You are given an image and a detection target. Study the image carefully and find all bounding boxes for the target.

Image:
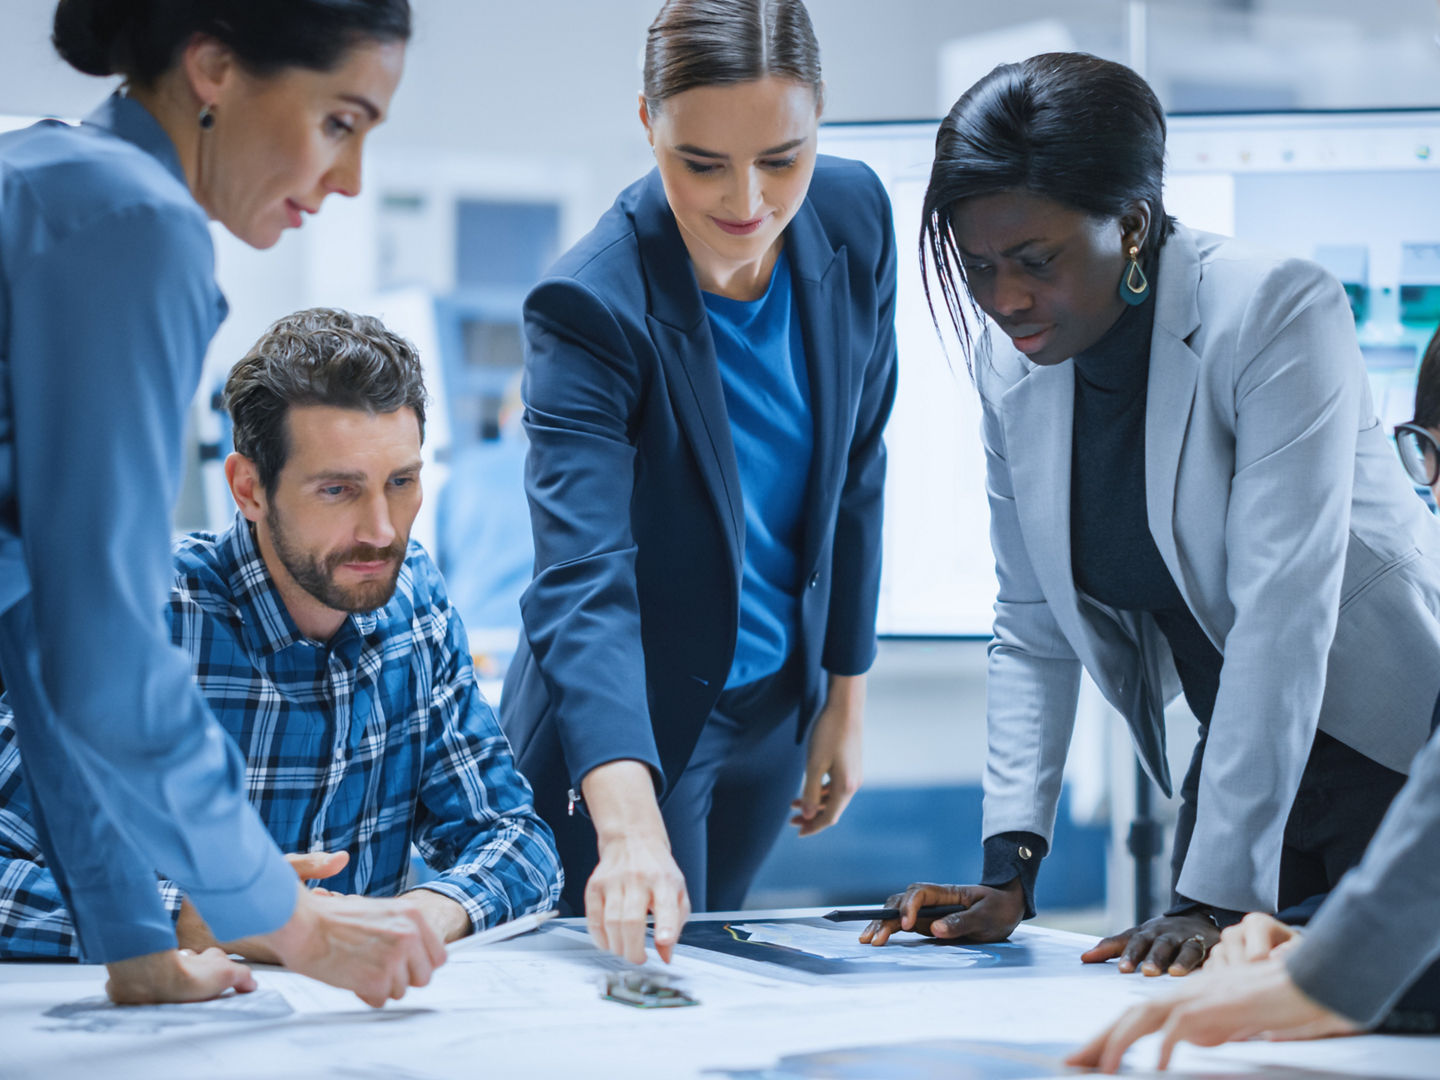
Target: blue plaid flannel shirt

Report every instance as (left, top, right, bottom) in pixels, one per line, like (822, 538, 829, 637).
(0, 515, 561, 958)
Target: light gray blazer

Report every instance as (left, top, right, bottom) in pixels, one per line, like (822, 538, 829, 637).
(976, 223, 1440, 913)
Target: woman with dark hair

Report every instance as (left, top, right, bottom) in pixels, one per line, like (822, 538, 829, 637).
(0, 0, 445, 1006)
(863, 52, 1440, 981)
(500, 0, 897, 964)
(1072, 331, 1440, 1072)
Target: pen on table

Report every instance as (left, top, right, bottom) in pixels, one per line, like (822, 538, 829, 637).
(822, 905, 968, 923)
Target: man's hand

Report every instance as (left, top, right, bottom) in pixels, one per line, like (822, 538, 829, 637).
(1066, 957, 1362, 1073)
(284, 849, 350, 884)
(253, 884, 446, 1008)
(1081, 913, 1220, 976)
(581, 759, 691, 965)
(791, 673, 865, 837)
(105, 947, 256, 1005)
(1207, 912, 1302, 970)
(400, 889, 472, 945)
(858, 880, 1025, 946)
(177, 850, 353, 965)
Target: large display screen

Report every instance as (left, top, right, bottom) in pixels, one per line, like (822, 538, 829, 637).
(821, 110, 1440, 636)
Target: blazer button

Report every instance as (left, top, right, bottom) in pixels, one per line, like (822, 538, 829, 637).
(808, 572, 820, 589)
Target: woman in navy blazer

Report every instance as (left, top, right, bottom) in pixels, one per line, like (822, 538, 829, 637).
(500, 0, 897, 965)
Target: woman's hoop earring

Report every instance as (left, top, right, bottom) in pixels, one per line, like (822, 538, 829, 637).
(198, 105, 216, 131)
(1119, 244, 1150, 306)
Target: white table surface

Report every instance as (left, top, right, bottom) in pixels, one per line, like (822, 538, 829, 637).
(0, 910, 1434, 1079)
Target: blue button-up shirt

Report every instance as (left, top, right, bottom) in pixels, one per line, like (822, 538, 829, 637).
(0, 516, 562, 958)
(0, 94, 299, 960)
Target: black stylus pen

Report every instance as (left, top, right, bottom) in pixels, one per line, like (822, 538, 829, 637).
(821, 904, 967, 922)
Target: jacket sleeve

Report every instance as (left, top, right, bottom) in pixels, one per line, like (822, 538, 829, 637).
(1286, 728, 1440, 1026)
(976, 355, 1083, 893)
(1176, 262, 1363, 913)
(5, 203, 296, 960)
(410, 560, 563, 929)
(517, 276, 661, 792)
(822, 175, 899, 675)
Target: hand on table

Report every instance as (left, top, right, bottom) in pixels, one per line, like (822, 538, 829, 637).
(791, 674, 865, 837)
(581, 759, 691, 965)
(252, 885, 445, 1008)
(1081, 913, 1220, 976)
(858, 879, 1024, 946)
(1066, 956, 1361, 1073)
(176, 850, 352, 964)
(105, 947, 257, 1004)
(1207, 911, 1302, 970)
(586, 829, 690, 966)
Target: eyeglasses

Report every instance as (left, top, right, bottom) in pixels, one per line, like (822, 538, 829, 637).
(1394, 422, 1440, 486)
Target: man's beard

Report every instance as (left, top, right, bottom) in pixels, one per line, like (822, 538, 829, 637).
(266, 505, 407, 615)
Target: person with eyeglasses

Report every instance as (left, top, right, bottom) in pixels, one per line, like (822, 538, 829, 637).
(1394, 328, 1440, 503)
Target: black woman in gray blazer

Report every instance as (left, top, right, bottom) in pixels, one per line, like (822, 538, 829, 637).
(864, 53, 1440, 981)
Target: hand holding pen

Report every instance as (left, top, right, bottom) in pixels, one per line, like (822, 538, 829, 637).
(853, 881, 1026, 946)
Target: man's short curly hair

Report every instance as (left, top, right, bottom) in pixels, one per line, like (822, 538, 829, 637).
(224, 307, 428, 493)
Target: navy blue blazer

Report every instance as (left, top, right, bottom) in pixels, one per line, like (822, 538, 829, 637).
(500, 154, 898, 807)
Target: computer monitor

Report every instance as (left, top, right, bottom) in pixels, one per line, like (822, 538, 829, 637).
(820, 110, 1440, 637)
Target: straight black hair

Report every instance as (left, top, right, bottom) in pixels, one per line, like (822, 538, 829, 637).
(922, 52, 1175, 370)
(53, 0, 411, 86)
(643, 0, 822, 108)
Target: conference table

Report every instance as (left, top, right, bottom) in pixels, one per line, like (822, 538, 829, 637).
(0, 910, 1434, 1079)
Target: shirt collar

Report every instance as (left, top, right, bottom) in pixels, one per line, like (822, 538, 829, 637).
(219, 513, 381, 657)
(82, 91, 189, 192)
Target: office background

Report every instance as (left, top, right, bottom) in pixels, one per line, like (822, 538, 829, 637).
(3, 0, 1439, 930)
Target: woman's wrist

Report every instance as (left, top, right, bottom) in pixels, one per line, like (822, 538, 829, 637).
(581, 759, 668, 848)
(824, 671, 867, 715)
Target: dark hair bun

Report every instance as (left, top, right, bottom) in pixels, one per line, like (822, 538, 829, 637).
(51, 0, 146, 77)
(51, 0, 410, 85)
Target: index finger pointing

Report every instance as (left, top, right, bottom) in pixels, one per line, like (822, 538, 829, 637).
(652, 888, 683, 964)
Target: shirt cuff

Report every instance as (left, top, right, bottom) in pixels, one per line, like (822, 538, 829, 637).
(156, 878, 185, 922)
(412, 866, 554, 935)
(182, 845, 298, 945)
(1164, 896, 1244, 929)
(981, 832, 1046, 920)
(66, 876, 177, 964)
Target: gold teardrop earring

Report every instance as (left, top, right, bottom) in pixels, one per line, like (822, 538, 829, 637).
(1119, 243, 1150, 306)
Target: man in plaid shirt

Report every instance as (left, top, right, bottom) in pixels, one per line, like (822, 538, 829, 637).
(0, 308, 560, 959)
